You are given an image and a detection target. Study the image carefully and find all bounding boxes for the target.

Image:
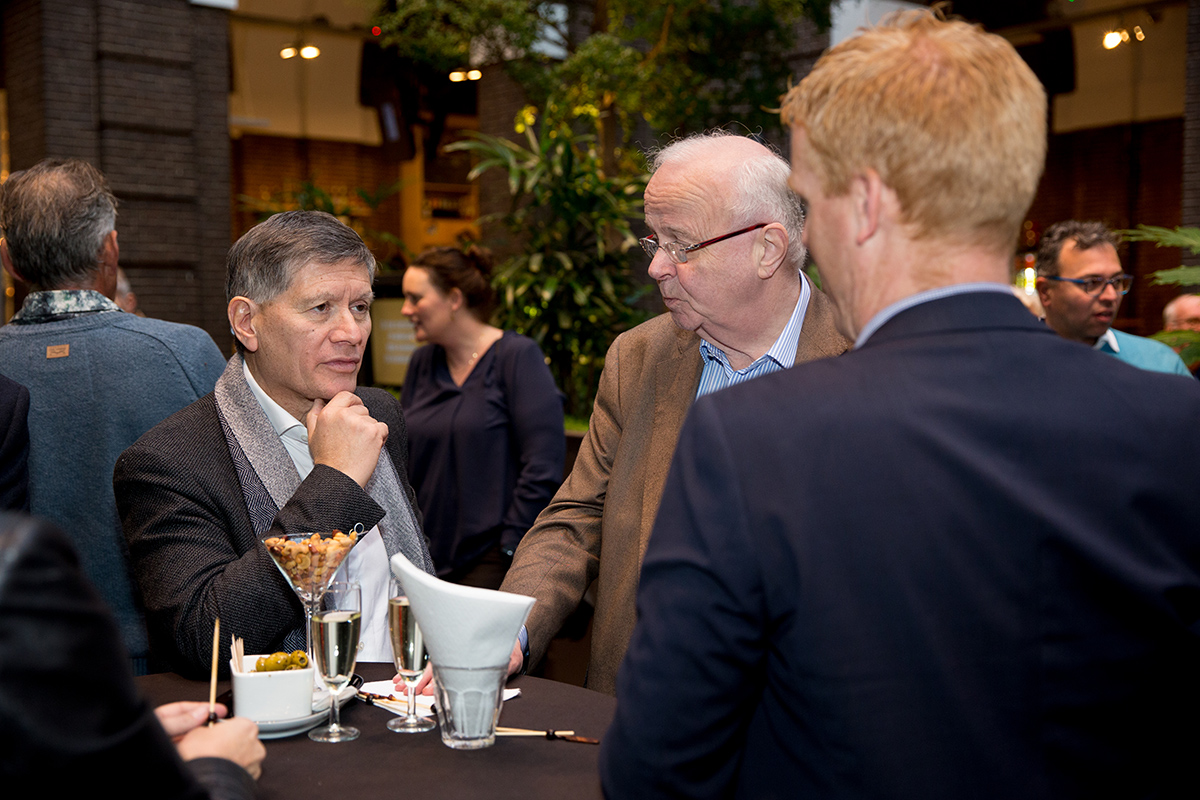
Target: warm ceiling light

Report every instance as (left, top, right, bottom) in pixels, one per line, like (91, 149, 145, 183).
(1102, 30, 1123, 49)
(1133, 26, 1145, 41)
(280, 45, 298, 59)
(449, 71, 466, 82)
(466, 69, 482, 81)
(300, 45, 320, 59)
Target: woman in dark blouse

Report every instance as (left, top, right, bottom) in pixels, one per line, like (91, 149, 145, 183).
(400, 247, 565, 588)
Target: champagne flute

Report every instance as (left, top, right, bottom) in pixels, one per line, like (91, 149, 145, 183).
(309, 581, 361, 743)
(388, 578, 435, 733)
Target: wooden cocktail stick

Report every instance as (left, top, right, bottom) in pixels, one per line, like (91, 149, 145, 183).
(206, 617, 220, 726)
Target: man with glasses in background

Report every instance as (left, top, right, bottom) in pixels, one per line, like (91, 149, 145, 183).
(1036, 220, 1191, 375)
(499, 131, 850, 695)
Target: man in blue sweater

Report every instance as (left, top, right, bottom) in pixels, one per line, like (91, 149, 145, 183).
(0, 159, 225, 673)
(1036, 220, 1192, 376)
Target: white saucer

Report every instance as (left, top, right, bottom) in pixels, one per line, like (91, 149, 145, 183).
(254, 685, 356, 740)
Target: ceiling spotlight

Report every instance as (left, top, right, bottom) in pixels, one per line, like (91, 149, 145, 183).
(449, 71, 466, 82)
(280, 45, 298, 59)
(1134, 25, 1145, 41)
(466, 69, 482, 81)
(300, 45, 320, 59)
(1102, 30, 1123, 49)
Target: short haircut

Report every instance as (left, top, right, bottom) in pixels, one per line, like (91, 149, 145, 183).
(0, 159, 117, 290)
(648, 131, 807, 270)
(1164, 293, 1200, 326)
(225, 210, 376, 304)
(1035, 221, 1118, 278)
(409, 245, 496, 321)
(781, 9, 1047, 253)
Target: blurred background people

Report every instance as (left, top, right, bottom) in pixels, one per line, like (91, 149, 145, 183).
(1163, 293, 1200, 376)
(1036, 220, 1191, 376)
(0, 373, 30, 512)
(114, 266, 144, 316)
(401, 246, 564, 588)
(0, 513, 264, 797)
(0, 159, 225, 674)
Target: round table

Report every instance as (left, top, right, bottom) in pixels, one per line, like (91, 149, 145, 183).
(138, 663, 614, 800)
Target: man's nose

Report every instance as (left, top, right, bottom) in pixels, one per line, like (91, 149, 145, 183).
(331, 308, 366, 343)
(647, 250, 675, 281)
(1097, 281, 1120, 302)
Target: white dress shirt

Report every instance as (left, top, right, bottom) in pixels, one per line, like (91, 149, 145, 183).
(243, 361, 393, 663)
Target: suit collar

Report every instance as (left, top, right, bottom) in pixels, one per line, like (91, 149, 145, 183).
(861, 291, 1050, 348)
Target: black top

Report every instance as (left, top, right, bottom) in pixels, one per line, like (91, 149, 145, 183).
(402, 332, 564, 575)
(0, 513, 255, 799)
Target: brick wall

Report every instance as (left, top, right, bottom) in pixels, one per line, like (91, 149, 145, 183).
(2, 0, 232, 347)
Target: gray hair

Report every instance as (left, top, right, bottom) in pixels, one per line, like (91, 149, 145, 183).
(648, 131, 807, 269)
(1164, 293, 1200, 326)
(225, 210, 376, 304)
(0, 159, 117, 290)
(1035, 220, 1119, 278)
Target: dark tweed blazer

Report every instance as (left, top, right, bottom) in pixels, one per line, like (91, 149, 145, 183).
(114, 387, 420, 678)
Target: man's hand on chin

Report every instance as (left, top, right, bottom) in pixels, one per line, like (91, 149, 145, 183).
(307, 391, 388, 487)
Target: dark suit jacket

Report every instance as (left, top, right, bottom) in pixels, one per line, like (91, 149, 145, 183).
(114, 387, 419, 678)
(602, 292, 1200, 798)
(0, 513, 254, 799)
(0, 373, 30, 511)
(502, 280, 850, 694)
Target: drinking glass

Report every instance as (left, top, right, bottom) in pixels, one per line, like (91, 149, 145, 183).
(387, 578, 435, 733)
(309, 581, 361, 743)
(262, 529, 359, 662)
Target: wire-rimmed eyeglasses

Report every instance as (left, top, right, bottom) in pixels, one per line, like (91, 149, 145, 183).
(638, 223, 769, 264)
(1046, 274, 1133, 296)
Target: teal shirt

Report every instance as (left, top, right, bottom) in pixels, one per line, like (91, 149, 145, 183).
(1096, 328, 1193, 377)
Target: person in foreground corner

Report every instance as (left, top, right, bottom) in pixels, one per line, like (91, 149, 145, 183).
(115, 211, 434, 678)
(601, 10, 1200, 799)
(499, 131, 851, 694)
(0, 513, 264, 798)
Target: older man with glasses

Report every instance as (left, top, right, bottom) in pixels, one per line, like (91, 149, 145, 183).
(498, 131, 850, 695)
(1036, 220, 1191, 376)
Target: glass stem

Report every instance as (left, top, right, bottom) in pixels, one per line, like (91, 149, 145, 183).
(304, 603, 315, 664)
(329, 683, 342, 730)
(406, 681, 417, 720)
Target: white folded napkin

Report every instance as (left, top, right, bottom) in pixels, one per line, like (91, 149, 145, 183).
(390, 552, 535, 669)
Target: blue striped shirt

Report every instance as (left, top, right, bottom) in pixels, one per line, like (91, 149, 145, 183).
(696, 277, 811, 399)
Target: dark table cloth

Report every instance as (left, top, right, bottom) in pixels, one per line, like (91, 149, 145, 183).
(137, 663, 612, 800)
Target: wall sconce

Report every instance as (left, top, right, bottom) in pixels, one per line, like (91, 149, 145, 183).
(281, 43, 320, 59)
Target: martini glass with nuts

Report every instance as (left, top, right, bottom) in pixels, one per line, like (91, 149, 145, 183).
(262, 528, 359, 661)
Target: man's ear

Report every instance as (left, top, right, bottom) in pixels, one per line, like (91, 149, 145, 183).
(1035, 276, 1053, 308)
(1, 239, 25, 282)
(851, 170, 885, 246)
(228, 296, 261, 352)
(96, 230, 120, 298)
(756, 224, 790, 280)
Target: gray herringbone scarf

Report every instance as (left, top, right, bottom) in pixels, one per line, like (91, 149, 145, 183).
(213, 354, 434, 573)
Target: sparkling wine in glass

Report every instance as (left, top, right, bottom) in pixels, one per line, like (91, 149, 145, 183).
(387, 579, 435, 733)
(309, 581, 361, 743)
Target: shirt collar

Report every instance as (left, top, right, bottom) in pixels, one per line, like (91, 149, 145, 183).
(1093, 327, 1119, 353)
(699, 274, 810, 370)
(242, 359, 307, 441)
(10, 289, 122, 324)
(855, 283, 1015, 348)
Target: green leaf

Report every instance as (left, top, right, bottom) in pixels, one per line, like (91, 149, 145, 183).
(1150, 266, 1200, 287)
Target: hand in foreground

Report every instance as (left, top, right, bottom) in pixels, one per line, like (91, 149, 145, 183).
(174, 716, 266, 780)
(155, 701, 227, 738)
(307, 392, 388, 487)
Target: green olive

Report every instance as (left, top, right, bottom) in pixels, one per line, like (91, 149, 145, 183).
(266, 652, 291, 671)
(290, 650, 309, 668)
(255, 656, 269, 672)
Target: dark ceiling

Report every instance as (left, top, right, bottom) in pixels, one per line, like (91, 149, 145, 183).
(940, 0, 1052, 30)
